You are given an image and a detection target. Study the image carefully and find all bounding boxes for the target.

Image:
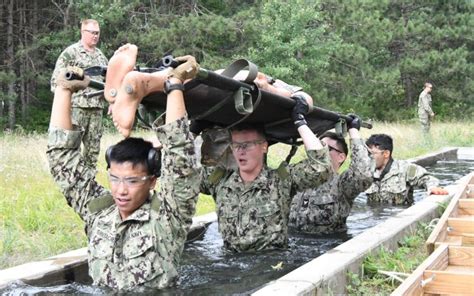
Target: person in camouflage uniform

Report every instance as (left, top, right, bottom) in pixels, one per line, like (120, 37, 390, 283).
(289, 115, 373, 234)
(199, 94, 331, 252)
(50, 19, 108, 170)
(418, 82, 435, 133)
(47, 48, 201, 290)
(364, 134, 448, 204)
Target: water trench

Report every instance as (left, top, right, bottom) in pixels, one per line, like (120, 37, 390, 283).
(2, 159, 473, 295)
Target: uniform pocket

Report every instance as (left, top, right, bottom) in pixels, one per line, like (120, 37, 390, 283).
(123, 235, 154, 259)
(256, 202, 279, 217)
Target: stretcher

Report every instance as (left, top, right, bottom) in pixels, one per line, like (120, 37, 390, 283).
(78, 57, 372, 144)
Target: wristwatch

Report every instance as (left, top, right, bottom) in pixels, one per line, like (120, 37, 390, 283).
(164, 80, 184, 94)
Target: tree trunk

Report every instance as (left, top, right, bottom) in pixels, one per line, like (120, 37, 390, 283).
(399, 1, 413, 108)
(0, 0, 4, 121)
(19, 0, 27, 122)
(401, 71, 414, 107)
(7, 0, 16, 130)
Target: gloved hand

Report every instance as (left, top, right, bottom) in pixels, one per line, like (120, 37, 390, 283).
(56, 66, 90, 92)
(430, 187, 449, 195)
(169, 55, 200, 82)
(291, 94, 309, 128)
(347, 113, 361, 130)
(190, 120, 214, 135)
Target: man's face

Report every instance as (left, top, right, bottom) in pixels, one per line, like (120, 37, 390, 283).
(322, 137, 346, 172)
(108, 161, 156, 220)
(425, 83, 433, 93)
(231, 130, 267, 176)
(81, 22, 100, 49)
(368, 145, 390, 170)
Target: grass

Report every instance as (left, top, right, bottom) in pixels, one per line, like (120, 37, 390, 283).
(346, 222, 433, 295)
(1, 121, 473, 269)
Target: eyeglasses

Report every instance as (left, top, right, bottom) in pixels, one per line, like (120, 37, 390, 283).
(369, 149, 385, 155)
(83, 29, 100, 36)
(108, 172, 152, 187)
(328, 145, 343, 154)
(230, 140, 265, 151)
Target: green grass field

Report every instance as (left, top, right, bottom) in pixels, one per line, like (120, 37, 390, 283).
(1, 121, 473, 269)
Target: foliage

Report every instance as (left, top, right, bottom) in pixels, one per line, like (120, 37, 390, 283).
(347, 222, 432, 295)
(0, 1, 472, 131)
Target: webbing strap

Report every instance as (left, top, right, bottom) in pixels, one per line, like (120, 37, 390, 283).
(226, 88, 262, 129)
(195, 58, 261, 128)
(195, 93, 234, 120)
(285, 144, 299, 163)
(220, 59, 259, 83)
(276, 162, 290, 180)
(233, 87, 253, 115)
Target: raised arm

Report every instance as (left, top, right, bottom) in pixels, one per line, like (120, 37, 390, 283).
(49, 67, 90, 129)
(339, 115, 374, 199)
(47, 68, 106, 220)
(291, 94, 324, 150)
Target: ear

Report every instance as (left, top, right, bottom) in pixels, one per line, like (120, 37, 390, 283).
(262, 141, 268, 153)
(337, 152, 347, 166)
(149, 176, 158, 189)
(383, 150, 390, 159)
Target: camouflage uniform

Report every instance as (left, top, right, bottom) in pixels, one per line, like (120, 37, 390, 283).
(289, 138, 373, 234)
(418, 90, 434, 133)
(47, 117, 200, 290)
(365, 159, 439, 205)
(200, 148, 330, 252)
(51, 41, 108, 170)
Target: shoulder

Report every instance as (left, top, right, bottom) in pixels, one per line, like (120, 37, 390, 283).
(59, 42, 82, 57)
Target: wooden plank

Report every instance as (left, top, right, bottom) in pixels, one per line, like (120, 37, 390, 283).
(459, 199, 474, 216)
(423, 269, 474, 294)
(426, 174, 473, 254)
(467, 184, 474, 198)
(447, 217, 474, 236)
(448, 245, 474, 267)
(391, 244, 448, 296)
(459, 199, 474, 209)
(461, 233, 474, 246)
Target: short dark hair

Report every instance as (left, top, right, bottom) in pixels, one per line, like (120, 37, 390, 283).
(230, 123, 266, 140)
(106, 137, 156, 174)
(366, 134, 393, 154)
(320, 131, 348, 155)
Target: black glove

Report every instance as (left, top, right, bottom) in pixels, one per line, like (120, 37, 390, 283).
(291, 94, 309, 128)
(347, 113, 361, 130)
(190, 120, 214, 135)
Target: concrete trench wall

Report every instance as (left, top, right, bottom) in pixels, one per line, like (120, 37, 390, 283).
(0, 213, 217, 289)
(1, 147, 472, 293)
(254, 147, 473, 295)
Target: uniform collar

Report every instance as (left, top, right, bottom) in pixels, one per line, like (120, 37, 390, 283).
(115, 194, 153, 223)
(232, 165, 272, 189)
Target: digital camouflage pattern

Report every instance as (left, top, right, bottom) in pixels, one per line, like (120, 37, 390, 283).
(47, 117, 200, 290)
(70, 108, 103, 169)
(201, 148, 330, 252)
(289, 138, 373, 234)
(51, 41, 108, 169)
(365, 159, 439, 205)
(418, 90, 434, 133)
(51, 41, 108, 108)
